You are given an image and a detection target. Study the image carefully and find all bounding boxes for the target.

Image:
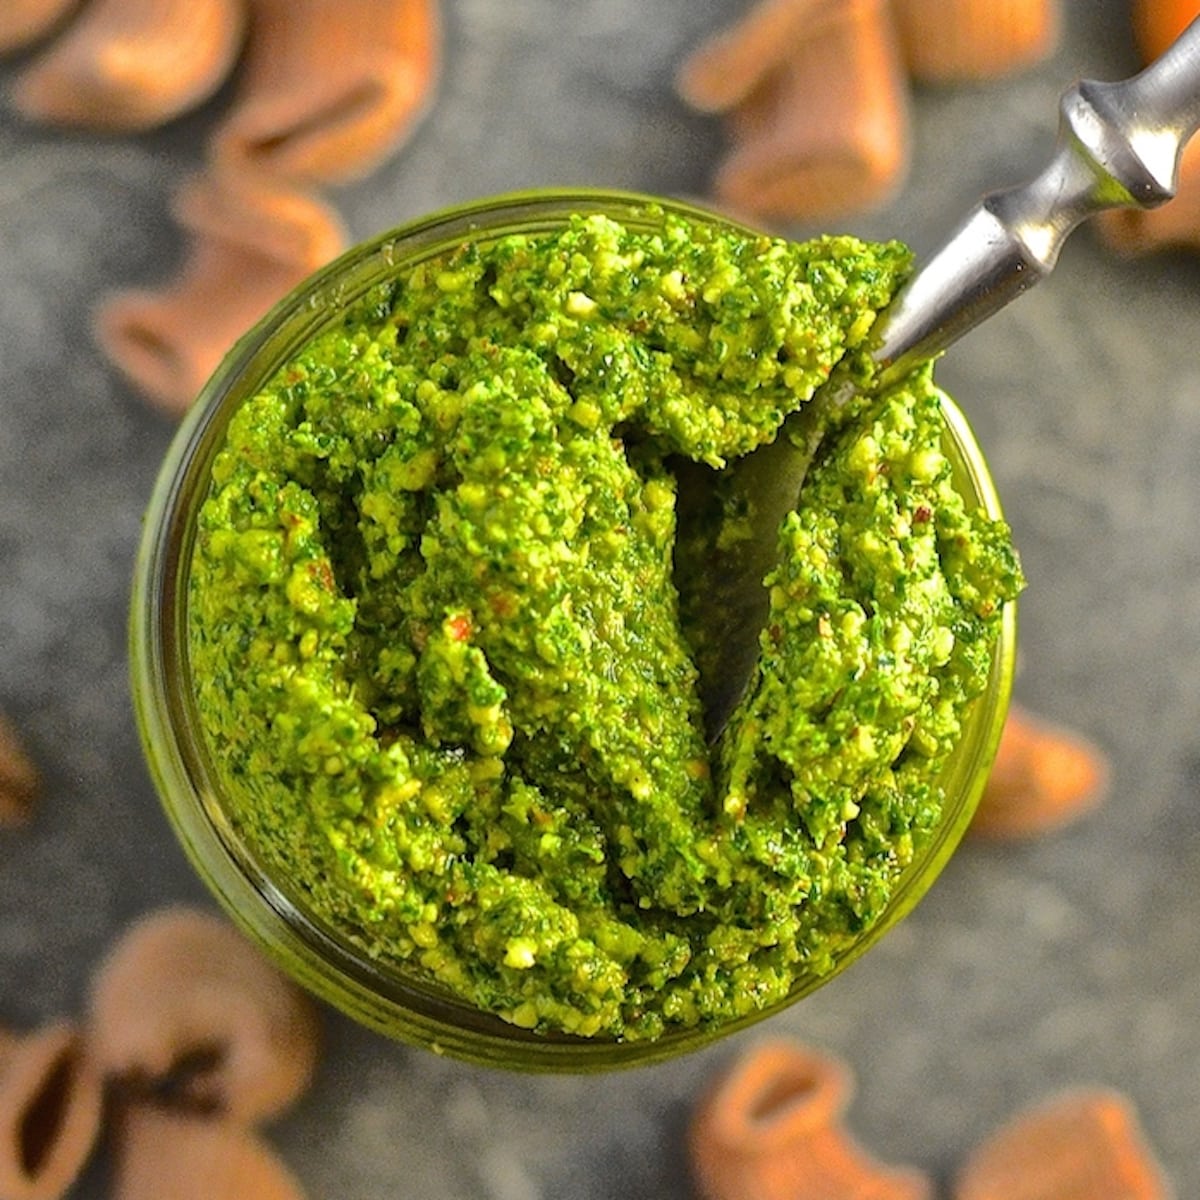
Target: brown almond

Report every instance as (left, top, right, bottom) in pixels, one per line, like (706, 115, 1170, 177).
(1132, 0, 1200, 65)
(93, 167, 346, 417)
(955, 1088, 1171, 1200)
(675, 0, 838, 114)
(0, 0, 79, 56)
(87, 906, 320, 1124)
(709, 0, 909, 222)
(892, 0, 1061, 84)
(0, 1022, 103, 1200)
(689, 1039, 932, 1200)
(112, 1105, 306, 1200)
(0, 715, 40, 829)
(12, 0, 247, 132)
(970, 705, 1109, 839)
(210, 0, 441, 185)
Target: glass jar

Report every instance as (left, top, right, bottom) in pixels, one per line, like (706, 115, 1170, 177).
(129, 189, 1017, 1071)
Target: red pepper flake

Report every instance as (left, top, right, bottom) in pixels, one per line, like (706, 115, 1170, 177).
(912, 504, 932, 523)
(312, 560, 334, 591)
(447, 613, 472, 642)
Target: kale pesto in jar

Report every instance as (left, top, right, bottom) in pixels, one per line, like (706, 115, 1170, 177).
(187, 209, 1023, 1041)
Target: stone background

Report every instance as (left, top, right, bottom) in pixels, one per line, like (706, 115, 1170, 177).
(2, 1, 1198, 1195)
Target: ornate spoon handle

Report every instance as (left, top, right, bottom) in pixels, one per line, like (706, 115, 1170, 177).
(873, 16, 1200, 382)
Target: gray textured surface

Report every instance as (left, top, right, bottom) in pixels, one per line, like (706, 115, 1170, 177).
(2, 2, 1198, 1196)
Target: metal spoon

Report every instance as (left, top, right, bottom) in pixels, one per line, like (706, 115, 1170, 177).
(696, 16, 1200, 742)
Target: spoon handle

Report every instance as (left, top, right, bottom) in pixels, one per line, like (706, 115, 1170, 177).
(873, 15, 1200, 382)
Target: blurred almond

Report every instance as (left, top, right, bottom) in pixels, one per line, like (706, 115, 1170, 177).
(87, 906, 320, 1125)
(955, 1088, 1170, 1200)
(1132, 0, 1200, 64)
(689, 1039, 932, 1200)
(971, 705, 1109, 839)
(699, 0, 909, 222)
(112, 1105, 306, 1200)
(0, 0, 79, 55)
(0, 715, 40, 829)
(94, 167, 345, 417)
(13, 0, 246, 132)
(211, 0, 441, 185)
(892, 0, 1060, 84)
(675, 0, 836, 114)
(0, 1022, 103, 1200)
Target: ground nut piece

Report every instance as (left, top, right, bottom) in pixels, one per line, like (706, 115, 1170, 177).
(11, 0, 246, 132)
(969, 704, 1109, 839)
(677, 0, 909, 223)
(892, 0, 1060, 84)
(955, 1088, 1171, 1200)
(211, 0, 440, 185)
(0, 0, 79, 55)
(112, 1105, 306, 1200)
(0, 1022, 103, 1200)
(689, 1040, 932, 1200)
(0, 715, 40, 829)
(93, 168, 346, 417)
(87, 907, 321, 1124)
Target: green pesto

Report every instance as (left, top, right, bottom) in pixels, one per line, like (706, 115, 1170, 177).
(187, 210, 1023, 1041)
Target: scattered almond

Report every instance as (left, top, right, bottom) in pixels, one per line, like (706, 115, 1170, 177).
(1132, 0, 1200, 64)
(111, 1104, 306, 1200)
(210, 0, 441, 185)
(0, 0, 79, 55)
(675, 0, 828, 115)
(677, 0, 909, 223)
(93, 167, 346, 417)
(0, 1022, 103, 1200)
(970, 704, 1109, 839)
(87, 906, 320, 1125)
(955, 1088, 1171, 1200)
(0, 715, 40, 829)
(892, 0, 1061, 84)
(12, 0, 247, 133)
(689, 1039, 932, 1200)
